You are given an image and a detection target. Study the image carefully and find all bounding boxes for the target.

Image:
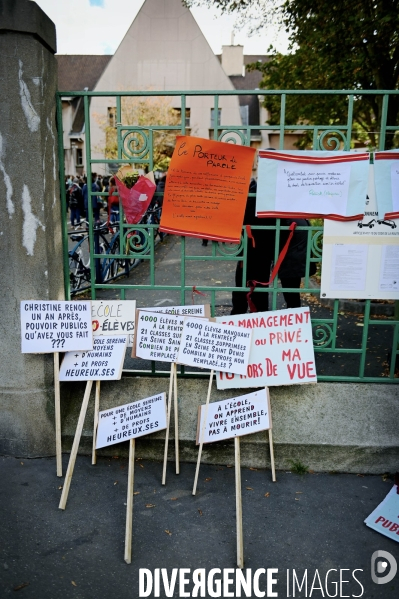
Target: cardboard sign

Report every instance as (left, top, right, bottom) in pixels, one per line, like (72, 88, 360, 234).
(135, 310, 185, 363)
(364, 486, 399, 543)
(216, 308, 316, 388)
(59, 336, 127, 381)
(96, 393, 167, 449)
(374, 151, 399, 219)
(21, 300, 93, 353)
(256, 150, 369, 220)
(159, 136, 255, 243)
(197, 388, 271, 443)
(177, 317, 252, 375)
(91, 300, 136, 346)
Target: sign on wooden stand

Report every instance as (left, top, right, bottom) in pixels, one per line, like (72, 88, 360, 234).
(195, 388, 272, 568)
(95, 393, 167, 563)
(20, 300, 93, 477)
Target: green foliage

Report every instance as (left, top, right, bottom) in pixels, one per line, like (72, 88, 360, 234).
(289, 459, 309, 475)
(121, 170, 140, 189)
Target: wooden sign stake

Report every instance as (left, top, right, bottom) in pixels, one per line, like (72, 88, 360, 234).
(124, 438, 135, 564)
(92, 380, 101, 465)
(162, 363, 175, 485)
(173, 365, 179, 474)
(268, 428, 276, 482)
(59, 380, 93, 510)
(235, 436, 244, 568)
(54, 352, 62, 477)
(192, 370, 214, 496)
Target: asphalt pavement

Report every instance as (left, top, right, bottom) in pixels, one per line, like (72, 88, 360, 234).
(1, 455, 398, 599)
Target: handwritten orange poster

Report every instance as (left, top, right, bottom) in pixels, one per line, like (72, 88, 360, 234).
(160, 136, 256, 244)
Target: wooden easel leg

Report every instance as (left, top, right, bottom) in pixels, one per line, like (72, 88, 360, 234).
(235, 436, 244, 568)
(124, 438, 135, 564)
(192, 370, 214, 496)
(92, 380, 101, 465)
(59, 380, 93, 510)
(162, 364, 175, 485)
(173, 364, 179, 474)
(54, 352, 62, 477)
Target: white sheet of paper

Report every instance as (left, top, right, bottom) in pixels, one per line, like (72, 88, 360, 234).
(96, 392, 167, 449)
(197, 388, 271, 444)
(177, 318, 252, 375)
(59, 336, 127, 381)
(391, 162, 399, 214)
(135, 310, 185, 363)
(21, 300, 93, 353)
(379, 245, 399, 291)
(330, 245, 368, 291)
(91, 300, 136, 346)
(275, 161, 350, 215)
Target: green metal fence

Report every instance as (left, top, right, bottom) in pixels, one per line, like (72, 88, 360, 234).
(56, 89, 399, 383)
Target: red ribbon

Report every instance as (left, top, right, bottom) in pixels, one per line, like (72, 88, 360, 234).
(192, 285, 206, 304)
(246, 224, 255, 248)
(246, 222, 297, 313)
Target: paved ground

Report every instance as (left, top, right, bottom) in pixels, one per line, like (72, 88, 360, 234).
(1, 455, 398, 599)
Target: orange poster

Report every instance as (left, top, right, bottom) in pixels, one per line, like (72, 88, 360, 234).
(159, 136, 256, 244)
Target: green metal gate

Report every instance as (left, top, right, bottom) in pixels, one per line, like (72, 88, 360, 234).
(56, 89, 399, 383)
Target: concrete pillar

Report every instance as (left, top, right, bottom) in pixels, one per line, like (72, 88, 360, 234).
(0, 0, 63, 455)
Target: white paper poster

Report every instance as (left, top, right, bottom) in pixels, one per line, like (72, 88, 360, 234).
(21, 300, 93, 353)
(321, 165, 399, 300)
(364, 486, 399, 543)
(96, 393, 167, 449)
(135, 310, 185, 363)
(177, 318, 252, 375)
(330, 245, 368, 291)
(197, 388, 271, 444)
(59, 336, 127, 381)
(91, 300, 136, 346)
(256, 150, 369, 220)
(374, 151, 399, 218)
(216, 308, 316, 389)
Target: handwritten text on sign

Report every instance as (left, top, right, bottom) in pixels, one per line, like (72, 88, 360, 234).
(197, 389, 271, 444)
(59, 336, 127, 381)
(96, 393, 167, 449)
(91, 300, 136, 346)
(177, 318, 252, 375)
(216, 308, 316, 388)
(160, 136, 255, 244)
(21, 300, 93, 353)
(135, 311, 185, 363)
(143, 304, 208, 317)
(275, 162, 350, 215)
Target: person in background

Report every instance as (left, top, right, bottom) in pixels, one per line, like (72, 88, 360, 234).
(68, 178, 83, 228)
(107, 177, 119, 226)
(83, 173, 100, 223)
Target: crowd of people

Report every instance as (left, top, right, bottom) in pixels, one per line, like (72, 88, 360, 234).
(65, 173, 107, 228)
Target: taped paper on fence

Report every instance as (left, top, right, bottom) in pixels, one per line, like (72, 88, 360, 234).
(59, 336, 127, 381)
(160, 136, 255, 243)
(364, 485, 399, 543)
(21, 300, 93, 353)
(91, 300, 136, 346)
(197, 388, 271, 444)
(177, 317, 252, 375)
(135, 310, 186, 363)
(256, 150, 369, 221)
(216, 308, 316, 389)
(96, 393, 167, 449)
(374, 151, 399, 219)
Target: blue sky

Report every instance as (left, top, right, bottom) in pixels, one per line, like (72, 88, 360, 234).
(33, 0, 289, 56)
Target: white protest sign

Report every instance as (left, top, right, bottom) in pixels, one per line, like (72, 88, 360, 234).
(177, 318, 252, 375)
(135, 310, 185, 363)
(364, 486, 399, 543)
(91, 300, 136, 346)
(144, 304, 210, 317)
(59, 336, 127, 381)
(216, 307, 316, 388)
(197, 388, 271, 444)
(96, 393, 167, 449)
(21, 300, 93, 353)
